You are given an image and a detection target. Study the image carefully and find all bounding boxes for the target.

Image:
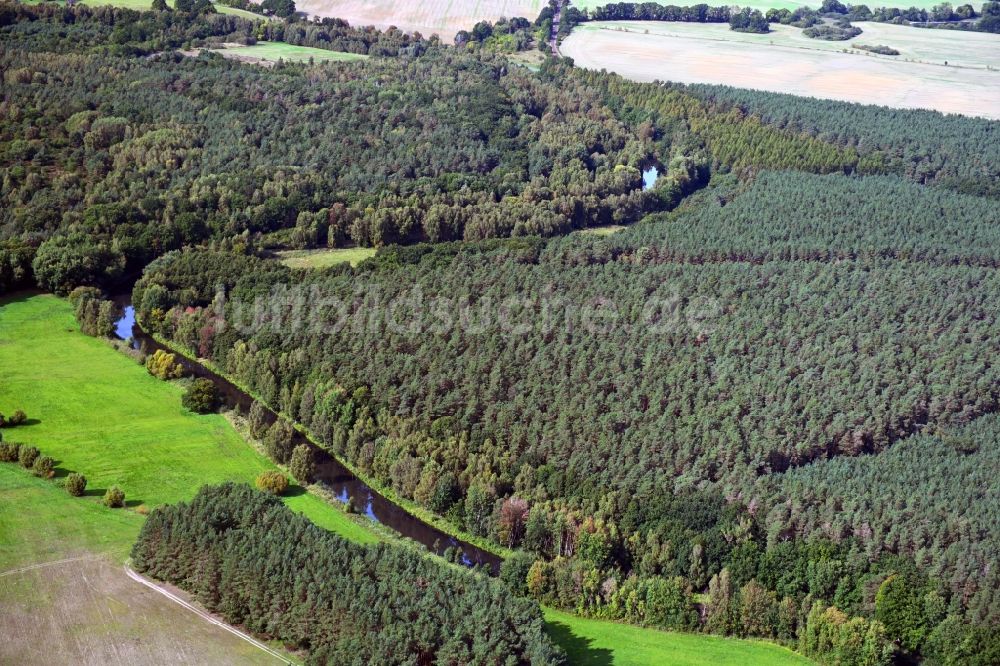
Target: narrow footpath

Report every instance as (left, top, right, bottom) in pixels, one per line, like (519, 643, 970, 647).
(550, 0, 565, 56)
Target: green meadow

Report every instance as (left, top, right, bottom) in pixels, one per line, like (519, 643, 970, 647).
(219, 42, 369, 63)
(543, 608, 813, 666)
(0, 293, 375, 557)
(276, 246, 377, 268)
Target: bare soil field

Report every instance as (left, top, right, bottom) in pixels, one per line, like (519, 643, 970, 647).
(562, 21, 1000, 119)
(0, 557, 284, 665)
(571, 0, 987, 10)
(293, 0, 545, 42)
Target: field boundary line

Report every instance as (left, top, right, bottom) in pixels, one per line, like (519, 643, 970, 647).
(0, 554, 103, 577)
(123, 563, 292, 665)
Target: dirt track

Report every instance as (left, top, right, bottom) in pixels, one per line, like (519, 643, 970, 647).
(0, 556, 285, 665)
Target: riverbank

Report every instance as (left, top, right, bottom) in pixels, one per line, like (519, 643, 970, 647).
(137, 325, 513, 567)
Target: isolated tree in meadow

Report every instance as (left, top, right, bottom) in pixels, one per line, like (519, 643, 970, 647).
(289, 444, 315, 484)
(32, 455, 54, 478)
(255, 470, 288, 495)
(182, 378, 219, 414)
(0, 440, 19, 462)
(18, 445, 39, 469)
(103, 486, 125, 508)
(4, 409, 27, 426)
(65, 472, 87, 496)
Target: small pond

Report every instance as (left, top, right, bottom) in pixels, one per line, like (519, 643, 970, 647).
(642, 165, 659, 190)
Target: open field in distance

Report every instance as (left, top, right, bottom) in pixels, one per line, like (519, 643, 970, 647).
(543, 607, 813, 666)
(571, 0, 986, 10)
(276, 246, 377, 268)
(293, 0, 545, 42)
(561, 21, 1000, 120)
(215, 41, 370, 63)
(22, 0, 269, 18)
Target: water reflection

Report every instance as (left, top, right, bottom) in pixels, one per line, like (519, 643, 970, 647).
(642, 165, 659, 190)
(112, 299, 501, 573)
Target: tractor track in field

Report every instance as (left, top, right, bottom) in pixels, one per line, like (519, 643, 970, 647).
(123, 563, 292, 665)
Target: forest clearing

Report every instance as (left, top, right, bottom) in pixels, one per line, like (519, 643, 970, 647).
(213, 41, 370, 62)
(275, 246, 377, 268)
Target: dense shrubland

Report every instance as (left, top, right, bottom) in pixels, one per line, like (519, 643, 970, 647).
(133, 483, 561, 664)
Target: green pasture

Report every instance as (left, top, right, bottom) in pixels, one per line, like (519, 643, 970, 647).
(219, 42, 369, 62)
(276, 247, 377, 268)
(543, 607, 813, 666)
(0, 293, 376, 560)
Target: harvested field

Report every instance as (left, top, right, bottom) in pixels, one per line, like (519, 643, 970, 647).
(293, 0, 546, 42)
(562, 21, 1000, 120)
(0, 556, 284, 665)
(572, 0, 987, 10)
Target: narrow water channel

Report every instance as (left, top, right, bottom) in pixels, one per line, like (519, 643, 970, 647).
(114, 303, 502, 574)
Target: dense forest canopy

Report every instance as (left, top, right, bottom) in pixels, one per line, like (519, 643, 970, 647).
(133, 483, 561, 664)
(4, 4, 1000, 664)
(134, 168, 1000, 662)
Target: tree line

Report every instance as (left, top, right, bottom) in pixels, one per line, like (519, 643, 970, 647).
(133, 483, 561, 664)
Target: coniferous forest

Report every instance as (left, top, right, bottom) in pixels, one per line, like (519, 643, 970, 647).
(132, 483, 559, 664)
(3, 2, 1000, 665)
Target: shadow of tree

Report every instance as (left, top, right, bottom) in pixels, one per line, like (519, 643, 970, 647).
(545, 620, 614, 666)
(284, 483, 308, 498)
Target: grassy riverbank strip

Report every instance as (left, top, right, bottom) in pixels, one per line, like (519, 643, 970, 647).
(146, 328, 516, 562)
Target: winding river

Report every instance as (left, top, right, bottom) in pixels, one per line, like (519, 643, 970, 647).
(114, 303, 502, 573)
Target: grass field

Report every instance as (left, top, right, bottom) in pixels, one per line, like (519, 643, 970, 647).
(576, 224, 626, 236)
(0, 293, 376, 546)
(562, 21, 1000, 120)
(543, 608, 813, 666)
(276, 246, 377, 268)
(0, 466, 287, 665)
(216, 41, 369, 63)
